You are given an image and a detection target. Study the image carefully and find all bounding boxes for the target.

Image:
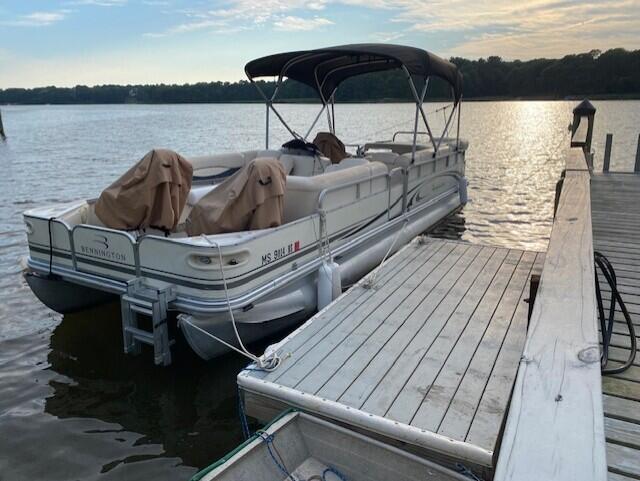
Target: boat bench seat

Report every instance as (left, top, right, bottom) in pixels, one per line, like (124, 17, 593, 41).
(185, 156, 388, 224)
(189, 150, 330, 178)
(283, 161, 387, 222)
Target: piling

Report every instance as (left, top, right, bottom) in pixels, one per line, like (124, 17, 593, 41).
(0, 109, 5, 140)
(527, 273, 540, 326)
(603, 133, 612, 172)
(570, 99, 596, 162)
(635, 133, 640, 173)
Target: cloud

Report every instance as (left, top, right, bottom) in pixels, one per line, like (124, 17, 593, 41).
(193, 0, 640, 58)
(342, 0, 640, 58)
(67, 0, 127, 6)
(144, 1, 336, 37)
(373, 31, 404, 42)
(3, 11, 68, 27)
(273, 16, 334, 31)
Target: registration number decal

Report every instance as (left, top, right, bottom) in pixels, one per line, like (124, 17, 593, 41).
(261, 241, 300, 266)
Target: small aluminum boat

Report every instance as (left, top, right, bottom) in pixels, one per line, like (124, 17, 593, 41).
(23, 44, 468, 364)
(191, 410, 469, 481)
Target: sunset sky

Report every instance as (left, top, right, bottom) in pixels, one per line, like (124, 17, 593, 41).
(1, 0, 639, 88)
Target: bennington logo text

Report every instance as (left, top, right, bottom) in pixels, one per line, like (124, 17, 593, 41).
(79, 235, 127, 262)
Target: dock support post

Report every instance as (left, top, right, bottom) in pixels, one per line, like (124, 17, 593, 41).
(570, 99, 596, 166)
(527, 274, 540, 327)
(635, 134, 640, 173)
(553, 171, 565, 218)
(0, 109, 5, 140)
(603, 134, 612, 172)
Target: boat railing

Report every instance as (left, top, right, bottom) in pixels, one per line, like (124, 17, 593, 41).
(316, 171, 392, 214)
(494, 102, 607, 481)
(316, 171, 392, 248)
(393, 130, 429, 142)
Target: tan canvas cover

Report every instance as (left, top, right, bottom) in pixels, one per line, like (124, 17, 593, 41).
(95, 149, 193, 232)
(186, 158, 286, 236)
(313, 132, 348, 164)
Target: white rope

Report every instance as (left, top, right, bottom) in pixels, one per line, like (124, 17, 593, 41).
(362, 219, 408, 289)
(183, 235, 281, 371)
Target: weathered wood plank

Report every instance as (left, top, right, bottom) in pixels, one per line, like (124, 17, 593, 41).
(607, 471, 637, 481)
(602, 377, 640, 401)
(336, 246, 499, 408)
(464, 252, 545, 450)
(605, 417, 640, 449)
(419, 252, 535, 438)
(298, 244, 480, 395)
(607, 347, 640, 369)
(494, 148, 607, 481)
(282, 243, 463, 388)
(317, 245, 493, 402)
(607, 442, 640, 479)
(603, 394, 640, 424)
(268, 240, 445, 382)
(386, 249, 522, 425)
(607, 366, 640, 384)
(359, 247, 511, 417)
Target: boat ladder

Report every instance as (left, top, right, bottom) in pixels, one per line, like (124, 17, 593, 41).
(120, 279, 176, 366)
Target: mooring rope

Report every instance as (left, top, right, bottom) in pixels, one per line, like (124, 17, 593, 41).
(179, 236, 281, 371)
(362, 219, 408, 289)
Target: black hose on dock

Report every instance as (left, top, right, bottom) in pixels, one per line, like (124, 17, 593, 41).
(595, 251, 637, 374)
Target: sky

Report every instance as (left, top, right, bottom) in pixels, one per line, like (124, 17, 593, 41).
(0, 0, 639, 88)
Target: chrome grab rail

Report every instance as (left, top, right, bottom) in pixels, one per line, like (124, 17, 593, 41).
(317, 171, 391, 212)
(392, 131, 429, 142)
(316, 171, 392, 253)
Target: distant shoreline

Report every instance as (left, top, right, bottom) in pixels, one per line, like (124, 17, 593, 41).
(2, 94, 639, 106)
(3, 48, 639, 105)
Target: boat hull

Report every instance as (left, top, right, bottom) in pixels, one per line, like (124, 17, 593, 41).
(179, 188, 463, 359)
(24, 271, 117, 314)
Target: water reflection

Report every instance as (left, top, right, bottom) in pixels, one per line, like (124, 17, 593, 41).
(43, 303, 261, 475)
(1, 101, 640, 480)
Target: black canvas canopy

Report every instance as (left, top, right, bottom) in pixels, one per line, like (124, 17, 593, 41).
(245, 44, 463, 104)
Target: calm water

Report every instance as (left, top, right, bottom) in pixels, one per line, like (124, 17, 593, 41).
(0, 101, 638, 480)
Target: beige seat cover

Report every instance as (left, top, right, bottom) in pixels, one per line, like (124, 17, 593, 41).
(313, 132, 349, 164)
(95, 149, 193, 232)
(186, 158, 286, 236)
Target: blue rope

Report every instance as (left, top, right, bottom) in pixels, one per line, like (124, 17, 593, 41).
(455, 463, 481, 481)
(322, 466, 348, 481)
(258, 432, 299, 481)
(237, 386, 251, 440)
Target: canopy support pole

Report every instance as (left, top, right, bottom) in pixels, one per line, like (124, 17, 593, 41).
(435, 102, 458, 152)
(411, 79, 429, 163)
(331, 94, 336, 135)
(251, 80, 301, 141)
(456, 97, 462, 151)
(403, 67, 438, 155)
(305, 104, 327, 140)
(265, 102, 270, 149)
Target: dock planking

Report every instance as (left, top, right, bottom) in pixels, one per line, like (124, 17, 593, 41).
(592, 173, 640, 481)
(238, 237, 541, 477)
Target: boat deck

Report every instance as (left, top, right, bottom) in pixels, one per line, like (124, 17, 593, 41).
(238, 238, 543, 478)
(591, 174, 640, 481)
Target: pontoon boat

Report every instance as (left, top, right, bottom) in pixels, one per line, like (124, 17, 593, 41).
(23, 44, 468, 365)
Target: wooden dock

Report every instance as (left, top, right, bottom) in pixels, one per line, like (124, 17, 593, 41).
(239, 238, 543, 478)
(591, 173, 640, 480)
(235, 101, 639, 481)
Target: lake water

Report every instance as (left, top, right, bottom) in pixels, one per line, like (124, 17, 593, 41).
(0, 101, 639, 480)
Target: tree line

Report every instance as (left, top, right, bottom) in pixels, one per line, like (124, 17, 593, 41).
(1, 48, 638, 104)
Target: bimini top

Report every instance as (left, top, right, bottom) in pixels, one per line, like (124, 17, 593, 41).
(245, 43, 463, 104)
